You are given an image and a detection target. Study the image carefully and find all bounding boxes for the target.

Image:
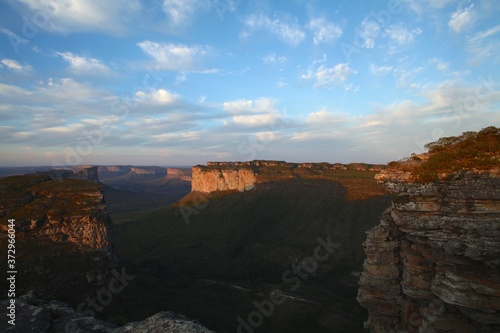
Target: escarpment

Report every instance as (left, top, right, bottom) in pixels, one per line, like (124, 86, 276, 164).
(0, 173, 114, 257)
(191, 160, 385, 194)
(357, 128, 500, 333)
(191, 165, 256, 192)
(0, 173, 117, 303)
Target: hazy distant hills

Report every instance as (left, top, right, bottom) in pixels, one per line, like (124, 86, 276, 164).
(0, 165, 192, 219)
(97, 166, 192, 219)
(98, 165, 191, 194)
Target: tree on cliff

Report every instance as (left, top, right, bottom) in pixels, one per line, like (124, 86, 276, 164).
(389, 126, 500, 182)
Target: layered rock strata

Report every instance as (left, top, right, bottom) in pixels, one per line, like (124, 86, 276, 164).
(191, 166, 256, 192)
(0, 174, 114, 257)
(357, 168, 500, 333)
(192, 160, 385, 193)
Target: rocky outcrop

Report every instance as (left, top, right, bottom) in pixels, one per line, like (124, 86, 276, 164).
(191, 166, 256, 192)
(130, 166, 164, 175)
(39, 166, 100, 182)
(71, 166, 100, 182)
(205, 160, 384, 171)
(192, 160, 385, 193)
(357, 168, 500, 333)
(0, 292, 214, 333)
(166, 167, 192, 181)
(0, 174, 114, 257)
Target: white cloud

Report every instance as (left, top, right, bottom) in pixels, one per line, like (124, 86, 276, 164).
(284, 78, 500, 161)
(0, 59, 31, 72)
(0, 83, 32, 96)
(306, 108, 346, 124)
(56, 52, 111, 75)
(15, 0, 142, 35)
(358, 18, 381, 49)
(429, 58, 450, 72)
(233, 114, 277, 126)
(262, 52, 287, 65)
(386, 24, 422, 45)
(137, 41, 211, 71)
(466, 25, 500, 64)
(394, 66, 424, 88)
(308, 17, 342, 45)
(242, 14, 306, 46)
(223, 98, 275, 114)
(370, 64, 393, 75)
(162, 0, 209, 28)
(302, 63, 356, 88)
(135, 88, 180, 105)
(405, 0, 458, 15)
(449, 4, 476, 32)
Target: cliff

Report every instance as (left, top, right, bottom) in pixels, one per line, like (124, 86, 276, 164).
(0, 174, 114, 257)
(357, 127, 500, 333)
(40, 166, 100, 182)
(191, 160, 385, 194)
(166, 167, 192, 181)
(0, 173, 117, 306)
(71, 166, 100, 182)
(191, 165, 256, 192)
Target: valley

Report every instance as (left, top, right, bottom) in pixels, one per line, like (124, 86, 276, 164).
(1, 127, 498, 333)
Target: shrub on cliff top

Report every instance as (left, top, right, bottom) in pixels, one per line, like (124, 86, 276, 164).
(389, 126, 500, 182)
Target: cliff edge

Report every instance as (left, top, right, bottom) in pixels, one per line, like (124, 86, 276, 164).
(357, 127, 500, 333)
(191, 160, 385, 195)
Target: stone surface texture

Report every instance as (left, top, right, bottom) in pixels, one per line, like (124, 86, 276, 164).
(0, 292, 214, 333)
(357, 168, 500, 333)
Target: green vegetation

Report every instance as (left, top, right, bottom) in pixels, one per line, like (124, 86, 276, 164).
(388, 126, 500, 182)
(108, 178, 391, 333)
(0, 175, 104, 223)
(0, 175, 115, 305)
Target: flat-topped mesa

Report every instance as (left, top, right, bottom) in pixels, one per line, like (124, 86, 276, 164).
(191, 160, 386, 193)
(205, 160, 384, 171)
(191, 165, 256, 193)
(357, 127, 500, 333)
(130, 166, 164, 175)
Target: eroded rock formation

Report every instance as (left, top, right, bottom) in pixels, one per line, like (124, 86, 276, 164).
(191, 166, 256, 192)
(191, 160, 385, 193)
(357, 168, 500, 333)
(0, 174, 114, 257)
(166, 167, 192, 181)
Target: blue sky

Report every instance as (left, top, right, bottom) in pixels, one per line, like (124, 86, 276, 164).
(0, 0, 499, 167)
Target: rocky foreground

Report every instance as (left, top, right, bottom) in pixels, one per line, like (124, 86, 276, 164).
(357, 165, 500, 332)
(0, 292, 214, 333)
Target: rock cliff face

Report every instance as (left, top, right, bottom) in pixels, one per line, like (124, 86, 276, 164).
(357, 168, 500, 333)
(166, 167, 192, 181)
(0, 174, 114, 257)
(191, 160, 385, 193)
(191, 166, 256, 192)
(71, 166, 100, 182)
(130, 166, 164, 175)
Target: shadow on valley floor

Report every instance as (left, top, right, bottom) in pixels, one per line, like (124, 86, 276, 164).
(104, 179, 391, 333)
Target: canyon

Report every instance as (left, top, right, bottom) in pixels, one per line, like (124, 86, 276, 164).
(1, 127, 498, 332)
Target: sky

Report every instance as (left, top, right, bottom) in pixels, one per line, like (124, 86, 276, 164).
(0, 0, 499, 167)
